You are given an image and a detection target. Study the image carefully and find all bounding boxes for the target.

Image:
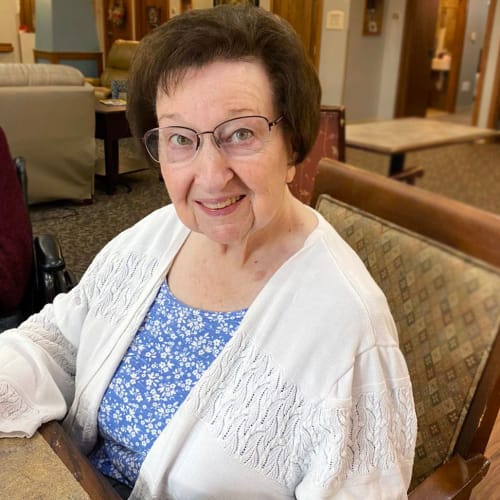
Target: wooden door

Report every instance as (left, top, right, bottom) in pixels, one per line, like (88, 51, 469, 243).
(272, 0, 323, 69)
(103, 0, 134, 57)
(395, 0, 439, 117)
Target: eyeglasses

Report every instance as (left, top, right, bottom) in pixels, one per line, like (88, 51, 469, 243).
(143, 115, 284, 165)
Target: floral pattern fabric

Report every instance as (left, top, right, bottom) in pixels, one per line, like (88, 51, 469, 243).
(90, 280, 246, 486)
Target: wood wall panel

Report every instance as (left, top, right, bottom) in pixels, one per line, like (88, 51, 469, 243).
(135, 0, 170, 40)
(103, 0, 134, 56)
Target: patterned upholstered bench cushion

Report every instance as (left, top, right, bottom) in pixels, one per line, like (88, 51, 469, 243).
(316, 194, 500, 488)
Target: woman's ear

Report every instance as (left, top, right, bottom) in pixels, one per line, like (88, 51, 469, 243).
(286, 165, 296, 184)
(287, 149, 298, 166)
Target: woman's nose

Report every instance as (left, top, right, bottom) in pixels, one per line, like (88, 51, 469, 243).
(194, 135, 234, 189)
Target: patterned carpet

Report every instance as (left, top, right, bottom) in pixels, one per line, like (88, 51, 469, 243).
(30, 140, 169, 278)
(346, 141, 500, 214)
(30, 126, 500, 280)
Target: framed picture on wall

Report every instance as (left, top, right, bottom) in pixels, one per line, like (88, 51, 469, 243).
(213, 1, 260, 6)
(146, 6, 161, 28)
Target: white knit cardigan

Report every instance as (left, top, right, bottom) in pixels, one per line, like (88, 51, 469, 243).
(0, 204, 416, 499)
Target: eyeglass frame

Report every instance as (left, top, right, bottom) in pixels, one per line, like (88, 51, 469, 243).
(142, 114, 284, 165)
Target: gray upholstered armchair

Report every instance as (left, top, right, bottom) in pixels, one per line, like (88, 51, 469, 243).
(0, 63, 95, 204)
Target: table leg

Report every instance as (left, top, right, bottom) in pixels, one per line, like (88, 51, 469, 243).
(389, 153, 406, 176)
(103, 138, 120, 194)
(389, 152, 425, 184)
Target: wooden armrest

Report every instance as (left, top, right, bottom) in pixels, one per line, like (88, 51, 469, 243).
(409, 454, 490, 500)
(94, 86, 112, 99)
(84, 76, 101, 86)
(39, 421, 120, 499)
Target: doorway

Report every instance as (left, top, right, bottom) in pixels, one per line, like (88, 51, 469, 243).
(396, 0, 489, 123)
(427, 0, 468, 116)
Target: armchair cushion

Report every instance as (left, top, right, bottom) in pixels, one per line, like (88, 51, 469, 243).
(315, 194, 500, 489)
(90, 39, 139, 99)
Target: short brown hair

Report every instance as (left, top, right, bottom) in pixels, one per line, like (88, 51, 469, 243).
(127, 5, 321, 164)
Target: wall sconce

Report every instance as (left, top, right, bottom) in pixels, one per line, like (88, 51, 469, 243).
(363, 0, 383, 36)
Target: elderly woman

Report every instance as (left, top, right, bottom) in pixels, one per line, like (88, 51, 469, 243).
(0, 5, 416, 499)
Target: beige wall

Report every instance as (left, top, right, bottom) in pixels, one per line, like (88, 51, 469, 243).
(0, 0, 21, 63)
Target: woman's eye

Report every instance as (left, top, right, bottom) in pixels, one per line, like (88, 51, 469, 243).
(169, 134, 192, 147)
(231, 128, 254, 142)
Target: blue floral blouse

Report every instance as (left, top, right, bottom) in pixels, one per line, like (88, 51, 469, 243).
(89, 280, 247, 487)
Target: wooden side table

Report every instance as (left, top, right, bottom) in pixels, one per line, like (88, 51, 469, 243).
(94, 101, 132, 194)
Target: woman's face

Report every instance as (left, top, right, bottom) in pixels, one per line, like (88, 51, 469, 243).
(156, 60, 295, 246)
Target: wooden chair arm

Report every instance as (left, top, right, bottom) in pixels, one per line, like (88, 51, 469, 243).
(84, 76, 101, 86)
(39, 421, 120, 499)
(409, 454, 490, 500)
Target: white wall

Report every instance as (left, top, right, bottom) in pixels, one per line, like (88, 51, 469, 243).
(376, 0, 406, 119)
(342, 0, 384, 121)
(0, 0, 21, 63)
(318, 0, 351, 107)
(456, 0, 489, 111)
(339, 0, 405, 122)
(19, 32, 35, 63)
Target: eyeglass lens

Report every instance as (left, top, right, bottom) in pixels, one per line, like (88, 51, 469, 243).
(144, 115, 279, 164)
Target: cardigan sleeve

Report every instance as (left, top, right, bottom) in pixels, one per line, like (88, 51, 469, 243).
(295, 344, 417, 499)
(0, 241, 110, 439)
(0, 211, 167, 439)
(0, 297, 79, 438)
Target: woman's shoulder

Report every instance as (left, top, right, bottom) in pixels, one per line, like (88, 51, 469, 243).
(293, 212, 397, 344)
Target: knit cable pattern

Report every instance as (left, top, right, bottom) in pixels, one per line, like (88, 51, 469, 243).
(190, 333, 415, 491)
(0, 382, 39, 421)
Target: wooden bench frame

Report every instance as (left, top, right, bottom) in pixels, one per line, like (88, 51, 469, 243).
(311, 158, 500, 498)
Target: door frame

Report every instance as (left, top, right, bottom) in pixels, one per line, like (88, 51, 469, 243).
(472, 0, 499, 127)
(444, 0, 468, 113)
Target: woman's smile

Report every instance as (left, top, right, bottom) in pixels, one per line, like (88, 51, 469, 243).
(196, 195, 246, 215)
